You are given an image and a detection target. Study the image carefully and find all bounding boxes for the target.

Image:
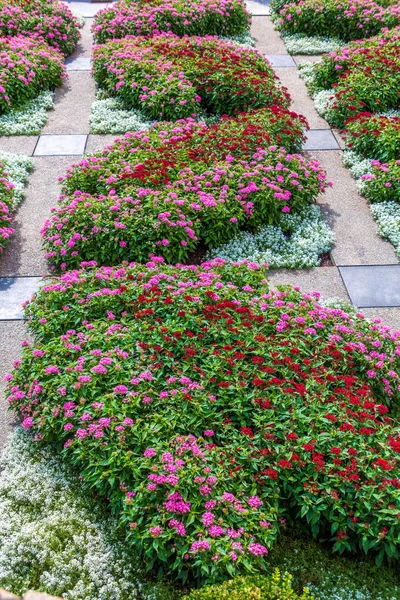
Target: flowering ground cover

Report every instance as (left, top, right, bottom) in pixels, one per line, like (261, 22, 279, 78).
(6, 259, 400, 584)
(41, 111, 333, 268)
(92, 36, 290, 121)
(92, 0, 250, 44)
(0, 0, 82, 57)
(0, 152, 33, 251)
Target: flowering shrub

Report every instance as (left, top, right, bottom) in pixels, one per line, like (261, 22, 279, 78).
(7, 259, 400, 581)
(183, 569, 313, 599)
(359, 160, 400, 203)
(92, 0, 250, 43)
(92, 35, 290, 121)
(0, 36, 64, 114)
(0, 152, 32, 251)
(0, 0, 82, 56)
(305, 28, 400, 127)
(275, 0, 400, 42)
(343, 113, 400, 162)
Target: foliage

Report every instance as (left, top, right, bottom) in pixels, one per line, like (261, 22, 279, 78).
(280, 34, 343, 55)
(7, 260, 400, 583)
(0, 152, 32, 251)
(183, 569, 313, 599)
(92, 35, 290, 121)
(275, 0, 400, 42)
(0, 90, 54, 135)
(92, 0, 250, 43)
(359, 159, 400, 203)
(343, 113, 400, 162)
(0, 35, 64, 115)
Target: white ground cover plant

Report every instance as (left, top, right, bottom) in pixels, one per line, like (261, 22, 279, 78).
(282, 34, 342, 55)
(208, 205, 334, 268)
(90, 95, 153, 134)
(0, 152, 33, 205)
(0, 428, 174, 600)
(0, 91, 55, 136)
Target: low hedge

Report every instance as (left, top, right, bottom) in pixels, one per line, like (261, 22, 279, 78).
(7, 260, 400, 583)
(92, 0, 250, 43)
(92, 35, 290, 121)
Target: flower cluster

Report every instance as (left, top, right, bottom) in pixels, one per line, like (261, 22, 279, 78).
(92, 0, 250, 43)
(274, 0, 400, 42)
(0, 0, 82, 56)
(0, 35, 65, 114)
(343, 113, 400, 163)
(0, 152, 32, 251)
(92, 35, 290, 121)
(6, 259, 400, 581)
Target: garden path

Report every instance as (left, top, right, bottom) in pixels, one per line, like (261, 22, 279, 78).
(0, 0, 399, 451)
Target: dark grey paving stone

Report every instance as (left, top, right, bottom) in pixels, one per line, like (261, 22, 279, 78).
(34, 134, 87, 156)
(0, 277, 41, 320)
(266, 54, 296, 67)
(303, 129, 340, 151)
(246, 0, 270, 14)
(61, 1, 109, 16)
(339, 265, 400, 308)
(65, 56, 91, 71)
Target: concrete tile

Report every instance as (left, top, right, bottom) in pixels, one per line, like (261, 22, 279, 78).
(0, 137, 38, 156)
(303, 129, 340, 150)
(0, 277, 41, 320)
(274, 67, 329, 129)
(0, 321, 28, 452)
(34, 134, 87, 156)
(0, 157, 72, 277)
(339, 265, 400, 308)
(86, 134, 121, 153)
(41, 72, 95, 135)
(251, 17, 287, 54)
(310, 151, 399, 266)
(65, 56, 91, 71)
(61, 1, 108, 16)
(246, 0, 270, 14)
(266, 54, 296, 67)
(268, 266, 350, 302)
(361, 308, 400, 332)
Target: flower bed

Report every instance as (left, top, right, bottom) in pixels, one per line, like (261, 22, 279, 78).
(41, 111, 332, 269)
(273, 0, 400, 43)
(0, 0, 82, 56)
(92, 35, 290, 121)
(7, 259, 400, 582)
(343, 113, 400, 163)
(0, 35, 64, 116)
(0, 152, 33, 251)
(92, 0, 250, 44)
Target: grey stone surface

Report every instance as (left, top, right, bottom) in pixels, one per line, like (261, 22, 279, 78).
(268, 266, 350, 302)
(0, 321, 28, 453)
(86, 134, 121, 153)
(246, 0, 270, 15)
(0, 277, 41, 320)
(339, 266, 400, 308)
(42, 72, 95, 135)
(303, 129, 340, 150)
(34, 134, 87, 156)
(251, 17, 287, 54)
(65, 56, 91, 71)
(310, 150, 398, 266)
(61, 1, 109, 16)
(0, 157, 72, 277)
(266, 54, 296, 67)
(0, 137, 38, 156)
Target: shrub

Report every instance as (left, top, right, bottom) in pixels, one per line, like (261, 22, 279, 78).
(0, 0, 82, 56)
(305, 28, 400, 127)
(92, 35, 290, 121)
(0, 36, 65, 114)
(343, 113, 400, 162)
(92, 0, 250, 44)
(275, 0, 400, 42)
(183, 570, 313, 599)
(7, 260, 400, 583)
(359, 159, 400, 203)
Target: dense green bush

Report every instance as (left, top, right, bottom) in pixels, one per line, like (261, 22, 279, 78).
(344, 114, 400, 162)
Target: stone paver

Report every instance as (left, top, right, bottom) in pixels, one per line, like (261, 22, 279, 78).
(339, 266, 400, 308)
(34, 134, 87, 156)
(303, 129, 340, 150)
(65, 56, 91, 71)
(0, 278, 42, 319)
(266, 54, 296, 67)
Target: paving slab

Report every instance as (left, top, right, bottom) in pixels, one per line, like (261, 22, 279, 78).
(65, 56, 91, 71)
(251, 17, 287, 54)
(268, 266, 350, 302)
(0, 321, 28, 453)
(310, 150, 398, 266)
(361, 308, 400, 332)
(0, 136, 38, 157)
(0, 157, 72, 277)
(34, 134, 87, 156)
(41, 72, 95, 135)
(86, 134, 121, 153)
(266, 54, 296, 67)
(303, 129, 340, 150)
(61, 1, 108, 16)
(0, 277, 42, 320)
(274, 67, 329, 128)
(339, 265, 400, 308)
(246, 0, 270, 15)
